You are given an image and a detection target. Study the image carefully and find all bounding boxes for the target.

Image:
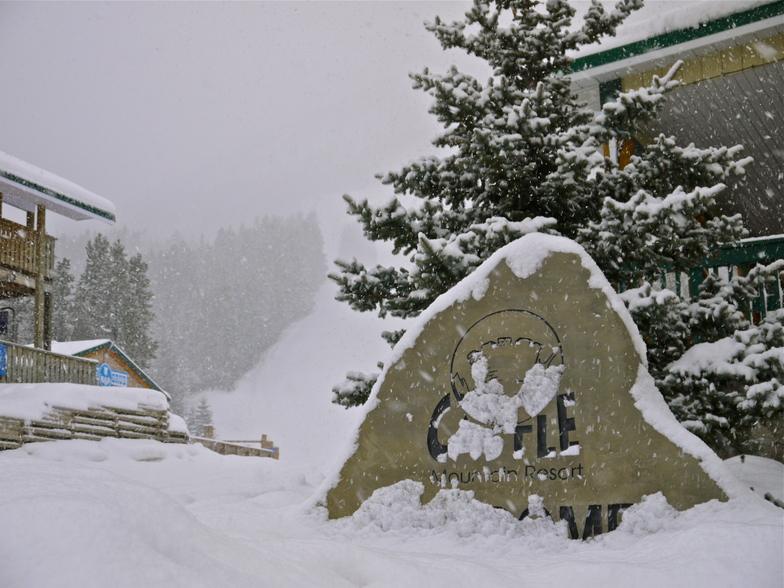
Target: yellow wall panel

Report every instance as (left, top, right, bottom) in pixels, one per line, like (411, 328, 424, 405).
(701, 54, 724, 80)
(619, 34, 782, 93)
(721, 47, 744, 75)
(678, 57, 703, 85)
(742, 44, 765, 69)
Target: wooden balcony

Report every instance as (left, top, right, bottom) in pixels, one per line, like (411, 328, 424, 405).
(0, 340, 97, 385)
(0, 217, 55, 298)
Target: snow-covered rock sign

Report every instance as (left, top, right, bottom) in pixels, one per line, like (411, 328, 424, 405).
(325, 234, 730, 538)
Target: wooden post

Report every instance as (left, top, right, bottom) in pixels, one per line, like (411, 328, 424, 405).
(33, 206, 46, 356)
(44, 291, 52, 351)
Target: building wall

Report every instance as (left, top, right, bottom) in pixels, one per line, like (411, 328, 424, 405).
(82, 348, 151, 390)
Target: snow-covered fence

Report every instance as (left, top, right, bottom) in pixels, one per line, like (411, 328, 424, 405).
(0, 340, 98, 385)
(192, 434, 279, 459)
(0, 385, 189, 450)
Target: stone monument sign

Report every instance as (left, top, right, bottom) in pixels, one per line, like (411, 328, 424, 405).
(325, 235, 728, 538)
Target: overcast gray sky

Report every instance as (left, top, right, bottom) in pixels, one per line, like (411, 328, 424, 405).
(0, 1, 755, 243)
(0, 1, 479, 239)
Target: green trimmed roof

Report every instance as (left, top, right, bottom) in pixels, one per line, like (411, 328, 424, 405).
(60, 339, 168, 399)
(0, 151, 116, 224)
(571, 0, 784, 73)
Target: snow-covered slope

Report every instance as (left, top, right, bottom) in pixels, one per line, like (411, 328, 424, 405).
(202, 280, 405, 468)
(201, 193, 407, 468)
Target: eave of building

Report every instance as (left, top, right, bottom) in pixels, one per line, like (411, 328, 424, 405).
(569, 0, 784, 109)
(0, 152, 116, 224)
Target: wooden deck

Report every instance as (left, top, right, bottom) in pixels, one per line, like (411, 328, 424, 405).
(0, 217, 55, 297)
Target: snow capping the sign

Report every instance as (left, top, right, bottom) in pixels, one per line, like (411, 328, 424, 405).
(321, 233, 743, 501)
(628, 367, 748, 499)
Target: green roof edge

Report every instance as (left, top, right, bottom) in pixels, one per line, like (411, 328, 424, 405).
(0, 170, 116, 222)
(571, 0, 784, 73)
(72, 341, 112, 359)
(107, 343, 167, 396)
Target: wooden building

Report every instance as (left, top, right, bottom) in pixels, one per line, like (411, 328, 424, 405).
(0, 151, 115, 351)
(570, 0, 784, 237)
(567, 1, 784, 319)
(0, 151, 116, 384)
(50, 339, 170, 401)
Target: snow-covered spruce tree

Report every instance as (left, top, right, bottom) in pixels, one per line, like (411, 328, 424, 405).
(189, 397, 214, 438)
(51, 257, 77, 342)
(655, 262, 784, 456)
(330, 0, 780, 455)
(73, 234, 158, 368)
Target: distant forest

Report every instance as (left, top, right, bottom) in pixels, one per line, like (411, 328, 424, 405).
(27, 213, 326, 414)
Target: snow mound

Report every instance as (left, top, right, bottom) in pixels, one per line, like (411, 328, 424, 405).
(0, 383, 170, 422)
(332, 480, 565, 540)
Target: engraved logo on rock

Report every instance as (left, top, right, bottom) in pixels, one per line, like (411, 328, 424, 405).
(427, 309, 568, 463)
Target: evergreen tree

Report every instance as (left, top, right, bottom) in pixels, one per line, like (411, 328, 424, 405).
(51, 258, 76, 342)
(73, 234, 158, 367)
(119, 253, 158, 368)
(189, 397, 214, 437)
(146, 214, 326, 401)
(73, 234, 113, 340)
(330, 0, 781, 456)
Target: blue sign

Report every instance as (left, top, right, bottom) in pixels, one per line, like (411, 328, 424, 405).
(0, 343, 6, 377)
(97, 362, 128, 387)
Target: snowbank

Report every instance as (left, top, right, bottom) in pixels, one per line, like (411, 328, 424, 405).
(0, 438, 780, 588)
(0, 382, 169, 422)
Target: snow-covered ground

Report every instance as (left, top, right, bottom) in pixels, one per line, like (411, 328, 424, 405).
(0, 438, 781, 588)
(2, 277, 783, 587)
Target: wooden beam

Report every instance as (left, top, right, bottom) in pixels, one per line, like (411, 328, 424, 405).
(33, 205, 47, 354)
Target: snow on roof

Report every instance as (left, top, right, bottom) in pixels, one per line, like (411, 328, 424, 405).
(0, 150, 116, 224)
(569, 0, 783, 83)
(575, 0, 778, 57)
(49, 339, 111, 357)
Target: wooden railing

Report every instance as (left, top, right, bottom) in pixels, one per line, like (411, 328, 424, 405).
(192, 436, 280, 459)
(0, 340, 98, 385)
(0, 218, 55, 277)
(659, 235, 784, 319)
